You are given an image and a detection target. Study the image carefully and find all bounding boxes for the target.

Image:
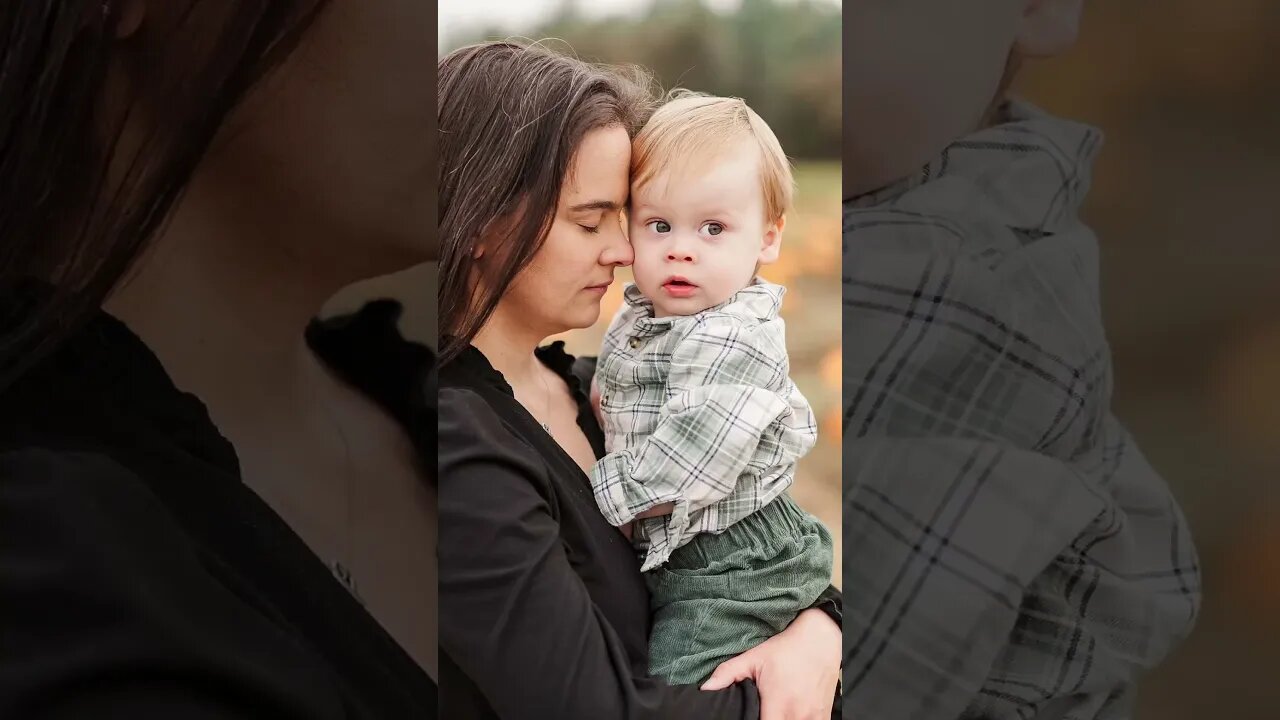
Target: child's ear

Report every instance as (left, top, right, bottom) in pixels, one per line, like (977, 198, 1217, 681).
(758, 214, 786, 265)
(1015, 0, 1083, 58)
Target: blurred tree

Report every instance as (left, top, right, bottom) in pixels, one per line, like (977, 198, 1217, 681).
(441, 0, 842, 160)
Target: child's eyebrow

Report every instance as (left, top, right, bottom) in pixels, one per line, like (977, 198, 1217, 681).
(569, 199, 621, 212)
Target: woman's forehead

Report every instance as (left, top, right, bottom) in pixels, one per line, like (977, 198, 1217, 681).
(562, 126, 632, 207)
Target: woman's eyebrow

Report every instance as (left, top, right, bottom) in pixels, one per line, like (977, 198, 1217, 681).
(569, 199, 621, 212)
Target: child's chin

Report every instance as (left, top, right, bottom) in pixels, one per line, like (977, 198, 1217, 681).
(654, 297, 712, 318)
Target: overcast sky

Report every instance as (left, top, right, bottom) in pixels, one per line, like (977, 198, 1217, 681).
(439, 0, 841, 43)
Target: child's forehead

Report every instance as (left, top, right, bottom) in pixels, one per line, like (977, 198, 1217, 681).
(631, 153, 762, 209)
(633, 143, 761, 193)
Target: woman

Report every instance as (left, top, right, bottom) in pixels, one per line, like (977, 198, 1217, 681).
(0, 2, 435, 717)
(437, 41, 841, 720)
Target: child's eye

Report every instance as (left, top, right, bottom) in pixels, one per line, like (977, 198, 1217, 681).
(701, 222, 724, 236)
(647, 220, 671, 234)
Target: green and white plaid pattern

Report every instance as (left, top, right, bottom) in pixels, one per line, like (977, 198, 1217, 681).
(591, 279, 818, 572)
(842, 100, 1201, 719)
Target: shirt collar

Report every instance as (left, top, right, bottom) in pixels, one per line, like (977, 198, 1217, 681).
(0, 289, 241, 472)
(845, 99, 1102, 234)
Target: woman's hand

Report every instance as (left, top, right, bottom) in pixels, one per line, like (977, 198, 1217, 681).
(700, 608, 839, 720)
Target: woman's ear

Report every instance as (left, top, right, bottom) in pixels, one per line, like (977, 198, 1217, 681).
(758, 214, 786, 265)
(1015, 0, 1083, 58)
(475, 199, 526, 261)
(109, 0, 146, 39)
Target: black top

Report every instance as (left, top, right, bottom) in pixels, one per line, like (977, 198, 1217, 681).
(0, 300, 436, 719)
(437, 342, 842, 720)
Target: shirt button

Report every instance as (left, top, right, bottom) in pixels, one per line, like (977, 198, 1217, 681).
(628, 336, 642, 349)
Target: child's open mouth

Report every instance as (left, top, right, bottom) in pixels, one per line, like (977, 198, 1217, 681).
(661, 277, 698, 298)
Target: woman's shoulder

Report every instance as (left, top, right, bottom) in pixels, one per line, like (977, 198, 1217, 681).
(0, 446, 231, 580)
(0, 446, 211, 612)
(437, 387, 560, 507)
(438, 386, 538, 462)
(0, 447, 398, 715)
(1, 446, 166, 517)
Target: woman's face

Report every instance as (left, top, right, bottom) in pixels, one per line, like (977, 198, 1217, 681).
(200, 0, 434, 278)
(495, 126, 633, 337)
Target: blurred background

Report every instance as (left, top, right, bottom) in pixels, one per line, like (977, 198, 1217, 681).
(1021, 2, 1280, 717)
(440, 0, 843, 585)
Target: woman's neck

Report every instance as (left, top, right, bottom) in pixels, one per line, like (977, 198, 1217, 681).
(469, 304, 551, 389)
(103, 169, 378, 475)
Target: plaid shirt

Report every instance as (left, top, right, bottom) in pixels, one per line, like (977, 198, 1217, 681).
(842, 101, 1201, 719)
(591, 279, 818, 572)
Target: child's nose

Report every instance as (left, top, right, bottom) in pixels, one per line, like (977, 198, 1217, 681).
(666, 242, 696, 263)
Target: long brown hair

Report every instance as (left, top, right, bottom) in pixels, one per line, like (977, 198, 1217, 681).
(0, 0, 328, 388)
(437, 41, 655, 363)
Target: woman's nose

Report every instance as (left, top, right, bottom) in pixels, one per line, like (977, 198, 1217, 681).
(601, 228, 633, 267)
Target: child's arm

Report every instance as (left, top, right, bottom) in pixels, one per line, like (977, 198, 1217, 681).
(590, 318, 815, 539)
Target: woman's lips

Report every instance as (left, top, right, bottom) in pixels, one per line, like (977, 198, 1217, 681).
(584, 280, 612, 294)
(662, 277, 698, 298)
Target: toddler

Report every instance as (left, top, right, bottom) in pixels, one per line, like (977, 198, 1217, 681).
(590, 92, 834, 686)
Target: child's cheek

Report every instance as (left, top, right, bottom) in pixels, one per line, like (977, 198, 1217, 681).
(630, 245, 657, 291)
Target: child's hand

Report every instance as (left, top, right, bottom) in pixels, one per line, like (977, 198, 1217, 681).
(617, 502, 673, 541)
(589, 375, 604, 427)
(635, 502, 674, 519)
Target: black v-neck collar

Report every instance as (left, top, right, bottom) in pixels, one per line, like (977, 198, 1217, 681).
(1, 295, 434, 477)
(441, 340, 604, 461)
(307, 298, 434, 470)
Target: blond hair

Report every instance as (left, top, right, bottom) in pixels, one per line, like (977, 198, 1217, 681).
(631, 90, 793, 222)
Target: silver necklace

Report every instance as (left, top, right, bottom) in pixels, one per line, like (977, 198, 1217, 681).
(320, 396, 364, 605)
(538, 369, 553, 437)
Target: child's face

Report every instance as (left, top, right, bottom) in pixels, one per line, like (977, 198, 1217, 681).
(628, 149, 782, 317)
(843, 0, 1082, 196)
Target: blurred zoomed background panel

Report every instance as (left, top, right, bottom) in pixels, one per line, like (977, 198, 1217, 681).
(1021, 1, 1280, 717)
